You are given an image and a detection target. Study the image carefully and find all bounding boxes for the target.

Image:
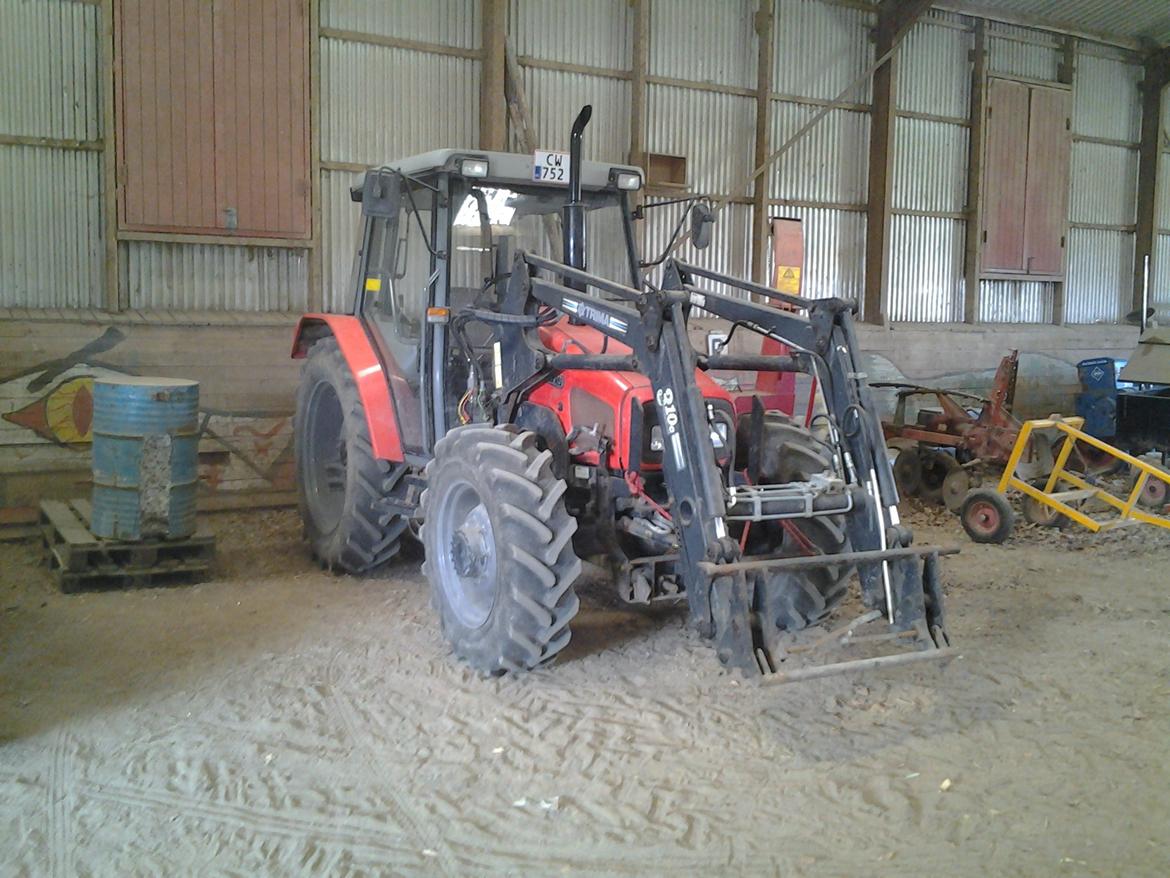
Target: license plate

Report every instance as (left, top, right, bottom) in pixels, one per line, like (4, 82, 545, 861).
(532, 150, 569, 184)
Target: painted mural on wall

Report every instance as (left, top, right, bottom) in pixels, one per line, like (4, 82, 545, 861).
(0, 329, 294, 495)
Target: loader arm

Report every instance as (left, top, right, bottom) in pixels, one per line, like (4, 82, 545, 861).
(494, 253, 751, 657)
(489, 251, 951, 672)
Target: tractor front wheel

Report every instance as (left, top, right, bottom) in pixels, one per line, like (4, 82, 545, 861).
(295, 338, 410, 572)
(743, 415, 855, 649)
(420, 425, 582, 675)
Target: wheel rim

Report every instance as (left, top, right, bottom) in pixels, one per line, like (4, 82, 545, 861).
(304, 380, 347, 531)
(966, 499, 1001, 536)
(435, 478, 498, 628)
(1142, 477, 1168, 507)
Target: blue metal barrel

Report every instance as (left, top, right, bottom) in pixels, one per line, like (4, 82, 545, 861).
(91, 377, 200, 540)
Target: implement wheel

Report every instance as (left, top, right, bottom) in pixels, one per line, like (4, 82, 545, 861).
(893, 447, 922, 497)
(1023, 494, 1070, 528)
(960, 489, 1015, 544)
(942, 467, 974, 514)
(920, 450, 960, 504)
(420, 425, 581, 675)
(1131, 468, 1169, 510)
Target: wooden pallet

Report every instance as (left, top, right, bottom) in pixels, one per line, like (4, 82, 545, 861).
(39, 499, 216, 593)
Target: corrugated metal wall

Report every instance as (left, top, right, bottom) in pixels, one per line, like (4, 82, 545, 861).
(0, 0, 103, 308)
(120, 242, 309, 311)
(1065, 46, 1141, 323)
(320, 0, 481, 309)
(888, 11, 969, 322)
(1154, 89, 1170, 310)
(769, 0, 874, 310)
(0, 0, 1156, 325)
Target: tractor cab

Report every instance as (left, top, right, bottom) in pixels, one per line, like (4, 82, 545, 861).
(348, 149, 647, 456)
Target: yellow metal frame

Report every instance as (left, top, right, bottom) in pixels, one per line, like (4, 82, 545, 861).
(998, 416, 1170, 533)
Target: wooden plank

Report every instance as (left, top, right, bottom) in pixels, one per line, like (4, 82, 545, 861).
(101, 0, 121, 310)
(628, 0, 649, 168)
(479, 0, 507, 150)
(308, 0, 323, 312)
(69, 498, 94, 528)
(864, 1, 926, 324)
(40, 500, 97, 547)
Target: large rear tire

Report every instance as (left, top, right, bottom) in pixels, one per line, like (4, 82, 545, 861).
(740, 414, 855, 640)
(295, 338, 410, 572)
(420, 425, 582, 675)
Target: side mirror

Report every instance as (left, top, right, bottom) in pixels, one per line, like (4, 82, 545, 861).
(361, 169, 402, 218)
(689, 203, 714, 250)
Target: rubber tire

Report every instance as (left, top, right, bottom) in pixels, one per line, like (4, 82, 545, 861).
(745, 414, 854, 634)
(420, 425, 582, 675)
(295, 338, 410, 572)
(920, 450, 960, 505)
(960, 488, 1015, 544)
(893, 447, 923, 498)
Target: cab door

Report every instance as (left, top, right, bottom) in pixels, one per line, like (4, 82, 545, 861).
(355, 171, 436, 454)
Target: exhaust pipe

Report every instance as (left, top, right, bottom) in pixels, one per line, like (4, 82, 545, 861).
(563, 105, 592, 291)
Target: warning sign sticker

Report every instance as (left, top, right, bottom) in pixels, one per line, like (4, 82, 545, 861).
(774, 265, 801, 295)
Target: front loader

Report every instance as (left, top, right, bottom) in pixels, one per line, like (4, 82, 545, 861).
(292, 106, 953, 676)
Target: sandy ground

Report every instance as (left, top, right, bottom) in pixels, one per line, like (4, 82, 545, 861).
(2, 501, 1169, 877)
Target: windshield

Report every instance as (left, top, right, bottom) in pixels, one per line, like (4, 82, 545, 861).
(448, 183, 637, 300)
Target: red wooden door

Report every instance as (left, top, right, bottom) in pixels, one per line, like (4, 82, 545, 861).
(981, 78, 1030, 273)
(116, 0, 218, 231)
(1022, 85, 1071, 276)
(116, 0, 310, 238)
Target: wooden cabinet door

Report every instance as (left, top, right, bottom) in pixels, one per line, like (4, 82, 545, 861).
(981, 78, 1030, 273)
(116, 0, 310, 238)
(117, 0, 218, 232)
(1023, 85, 1071, 276)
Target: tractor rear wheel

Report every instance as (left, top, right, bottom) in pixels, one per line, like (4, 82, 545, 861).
(743, 415, 855, 644)
(420, 425, 582, 675)
(295, 338, 410, 573)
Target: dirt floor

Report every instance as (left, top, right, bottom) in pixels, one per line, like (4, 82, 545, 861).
(2, 500, 1169, 877)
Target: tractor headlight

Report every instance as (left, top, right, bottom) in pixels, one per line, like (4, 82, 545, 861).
(460, 158, 489, 178)
(649, 425, 664, 452)
(613, 172, 641, 190)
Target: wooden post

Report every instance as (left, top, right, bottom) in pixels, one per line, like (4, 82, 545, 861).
(1051, 35, 1076, 326)
(962, 18, 987, 323)
(100, 0, 120, 311)
(307, 0, 323, 312)
(480, 0, 507, 151)
(863, 0, 931, 325)
(751, 0, 774, 289)
(629, 0, 649, 169)
(1133, 51, 1170, 314)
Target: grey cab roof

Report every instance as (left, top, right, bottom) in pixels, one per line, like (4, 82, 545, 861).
(353, 149, 644, 196)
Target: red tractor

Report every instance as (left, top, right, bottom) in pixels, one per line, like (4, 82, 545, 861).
(292, 107, 951, 675)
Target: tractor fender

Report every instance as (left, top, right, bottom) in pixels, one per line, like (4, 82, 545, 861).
(291, 314, 404, 462)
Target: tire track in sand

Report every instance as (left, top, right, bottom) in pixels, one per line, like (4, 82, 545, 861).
(81, 782, 419, 864)
(47, 730, 73, 878)
(324, 647, 459, 876)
